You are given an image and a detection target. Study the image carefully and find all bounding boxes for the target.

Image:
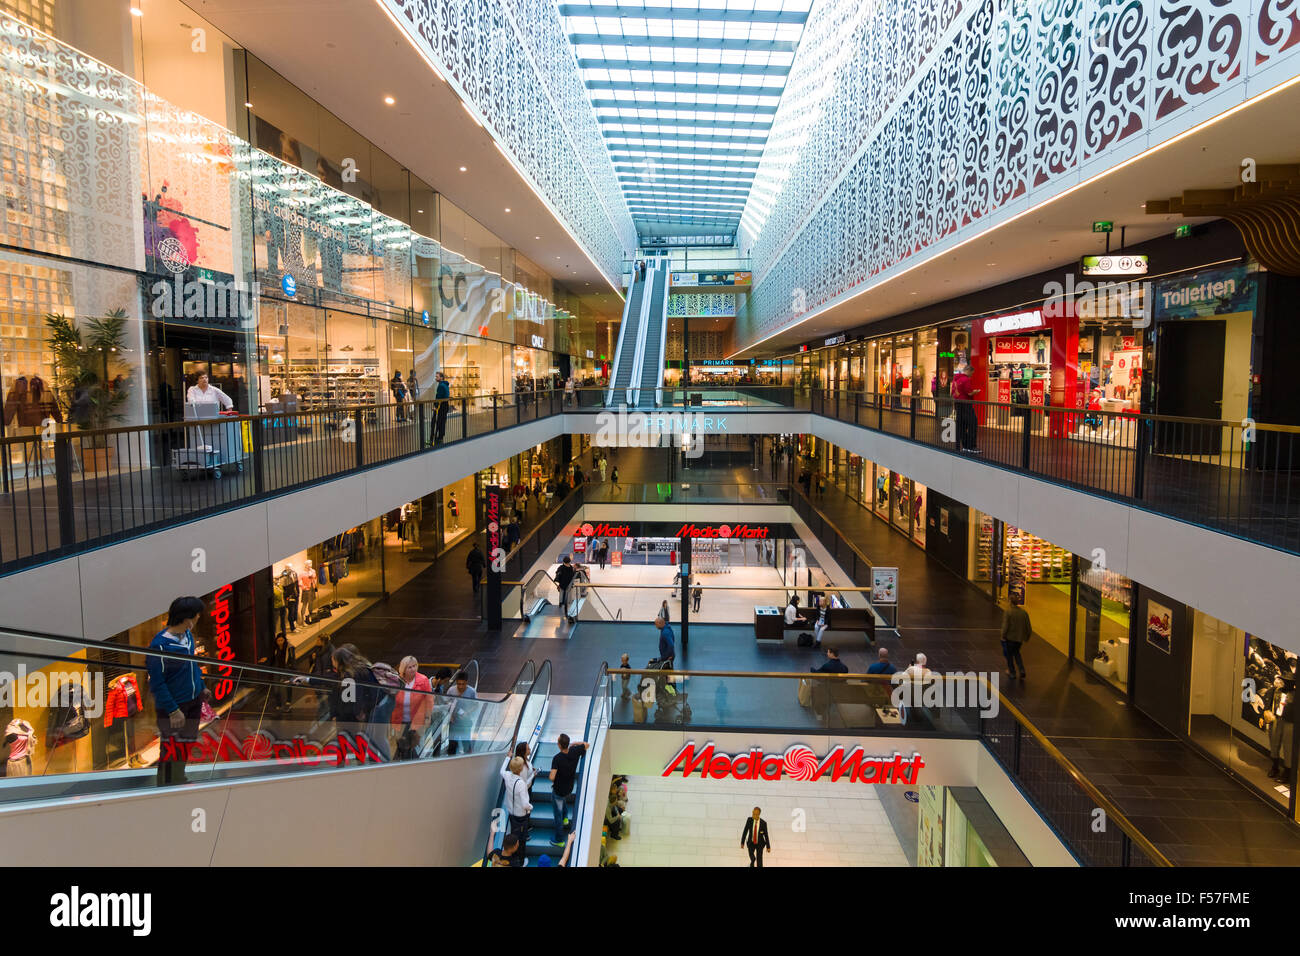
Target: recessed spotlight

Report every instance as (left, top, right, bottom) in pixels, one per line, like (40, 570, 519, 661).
(459, 166, 467, 172)
(504, 207, 511, 213)
(534, 236, 540, 240)
(129, 7, 143, 16)
(384, 96, 396, 105)
(244, 102, 254, 109)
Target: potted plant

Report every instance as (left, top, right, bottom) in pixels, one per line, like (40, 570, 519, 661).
(45, 309, 130, 470)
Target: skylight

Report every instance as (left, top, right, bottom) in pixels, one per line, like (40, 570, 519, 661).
(557, 0, 813, 243)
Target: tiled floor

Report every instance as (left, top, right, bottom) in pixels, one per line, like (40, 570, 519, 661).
(610, 774, 910, 867)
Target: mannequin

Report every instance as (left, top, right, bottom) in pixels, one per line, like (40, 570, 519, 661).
(299, 560, 318, 620)
(105, 673, 143, 766)
(277, 566, 300, 631)
(3, 717, 36, 777)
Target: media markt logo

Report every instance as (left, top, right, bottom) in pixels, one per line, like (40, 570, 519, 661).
(663, 741, 925, 785)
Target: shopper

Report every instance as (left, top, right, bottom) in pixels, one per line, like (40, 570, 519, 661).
(784, 595, 811, 629)
(537, 833, 577, 867)
(618, 652, 633, 700)
(390, 371, 408, 422)
(692, 585, 703, 614)
(488, 833, 524, 867)
(330, 644, 380, 743)
(447, 491, 461, 531)
(867, 646, 896, 675)
(812, 602, 829, 648)
(431, 667, 452, 695)
(952, 362, 981, 453)
(433, 371, 451, 444)
(565, 375, 576, 406)
(548, 733, 589, 846)
(660, 598, 672, 623)
(506, 515, 522, 551)
(655, 615, 676, 666)
(903, 652, 932, 680)
(466, 542, 486, 598)
(812, 646, 848, 674)
(446, 670, 478, 754)
(610, 466, 620, 493)
(599, 454, 608, 482)
(597, 539, 608, 571)
(555, 556, 577, 622)
(1000, 598, 1031, 680)
(261, 632, 296, 712)
(148, 596, 208, 787)
(502, 755, 534, 844)
(392, 655, 432, 760)
(741, 807, 771, 868)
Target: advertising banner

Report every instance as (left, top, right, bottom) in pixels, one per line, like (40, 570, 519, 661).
(871, 567, 899, 605)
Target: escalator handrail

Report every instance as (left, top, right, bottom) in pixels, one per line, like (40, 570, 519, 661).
(606, 273, 640, 406)
(627, 263, 655, 407)
(481, 658, 552, 866)
(653, 267, 669, 408)
(569, 661, 609, 867)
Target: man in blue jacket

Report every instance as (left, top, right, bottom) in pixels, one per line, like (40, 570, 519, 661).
(655, 615, 675, 666)
(147, 596, 207, 786)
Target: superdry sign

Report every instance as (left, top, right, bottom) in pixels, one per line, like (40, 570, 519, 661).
(675, 523, 769, 539)
(664, 742, 924, 785)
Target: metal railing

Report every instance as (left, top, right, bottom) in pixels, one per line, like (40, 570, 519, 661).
(571, 661, 609, 867)
(0, 386, 584, 576)
(481, 659, 551, 865)
(811, 388, 1300, 556)
(609, 667, 1170, 867)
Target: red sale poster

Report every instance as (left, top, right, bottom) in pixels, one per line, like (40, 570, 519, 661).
(1030, 379, 1046, 405)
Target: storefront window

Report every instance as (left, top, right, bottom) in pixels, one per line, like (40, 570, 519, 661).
(1073, 559, 1132, 690)
(1190, 621, 1296, 809)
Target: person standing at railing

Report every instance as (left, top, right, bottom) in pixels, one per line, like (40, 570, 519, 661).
(390, 372, 408, 423)
(952, 362, 980, 454)
(565, 375, 576, 406)
(433, 371, 451, 445)
(148, 596, 209, 787)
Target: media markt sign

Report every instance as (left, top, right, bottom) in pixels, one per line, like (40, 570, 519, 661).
(663, 741, 925, 785)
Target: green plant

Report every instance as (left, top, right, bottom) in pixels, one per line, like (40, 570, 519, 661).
(45, 309, 130, 441)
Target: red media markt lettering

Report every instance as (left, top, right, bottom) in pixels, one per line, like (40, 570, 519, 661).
(663, 742, 924, 785)
(674, 523, 769, 539)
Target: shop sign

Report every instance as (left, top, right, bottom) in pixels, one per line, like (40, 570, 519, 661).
(982, 309, 1044, 334)
(576, 522, 631, 538)
(1080, 254, 1148, 276)
(871, 567, 898, 604)
(486, 486, 502, 560)
(585, 350, 594, 359)
(530, 334, 545, 349)
(1154, 264, 1257, 320)
(663, 741, 925, 785)
(671, 272, 698, 286)
(674, 523, 770, 539)
(159, 728, 383, 766)
(211, 583, 238, 702)
(824, 334, 847, 347)
(573, 537, 586, 553)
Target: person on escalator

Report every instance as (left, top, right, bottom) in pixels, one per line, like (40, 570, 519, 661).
(555, 556, 577, 623)
(549, 733, 589, 846)
(502, 755, 534, 845)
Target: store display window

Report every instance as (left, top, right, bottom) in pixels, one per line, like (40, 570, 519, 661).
(1072, 559, 1132, 690)
(1190, 621, 1297, 810)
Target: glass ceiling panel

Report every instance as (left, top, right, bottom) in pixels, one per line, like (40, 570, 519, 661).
(557, 0, 813, 242)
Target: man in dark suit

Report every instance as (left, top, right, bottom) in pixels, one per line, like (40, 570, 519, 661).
(741, 807, 771, 867)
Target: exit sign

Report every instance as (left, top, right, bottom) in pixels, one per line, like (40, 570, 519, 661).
(1175, 224, 1192, 238)
(1092, 221, 1113, 233)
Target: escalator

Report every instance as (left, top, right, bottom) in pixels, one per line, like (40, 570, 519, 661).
(606, 269, 646, 405)
(516, 568, 619, 638)
(635, 264, 669, 408)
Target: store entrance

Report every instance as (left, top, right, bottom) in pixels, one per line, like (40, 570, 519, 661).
(1155, 321, 1225, 454)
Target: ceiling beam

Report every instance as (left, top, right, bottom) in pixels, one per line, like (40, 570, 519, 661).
(560, 4, 809, 24)
(568, 34, 799, 52)
(578, 57, 792, 76)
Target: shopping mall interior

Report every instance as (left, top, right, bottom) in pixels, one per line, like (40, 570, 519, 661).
(1, 0, 1300, 900)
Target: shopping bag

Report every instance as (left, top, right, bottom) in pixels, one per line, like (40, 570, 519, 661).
(797, 678, 812, 708)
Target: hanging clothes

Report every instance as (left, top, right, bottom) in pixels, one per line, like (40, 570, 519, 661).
(48, 681, 90, 746)
(104, 674, 143, 727)
(4, 718, 36, 776)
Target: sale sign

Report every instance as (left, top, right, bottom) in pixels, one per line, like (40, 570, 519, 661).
(992, 337, 1032, 362)
(997, 379, 1012, 404)
(1029, 379, 1046, 405)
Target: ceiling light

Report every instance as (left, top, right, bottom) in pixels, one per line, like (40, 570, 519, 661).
(459, 166, 467, 172)
(462, 102, 482, 127)
(384, 96, 396, 105)
(504, 207, 511, 213)
(244, 102, 253, 109)
(534, 236, 540, 240)
(129, 7, 143, 16)
(417, 209, 423, 213)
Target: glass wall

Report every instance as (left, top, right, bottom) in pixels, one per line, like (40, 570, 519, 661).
(1073, 559, 1133, 691)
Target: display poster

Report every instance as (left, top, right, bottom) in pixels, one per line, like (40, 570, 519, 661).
(871, 567, 899, 605)
(1109, 349, 1142, 389)
(1145, 598, 1173, 654)
(1029, 379, 1046, 406)
(917, 784, 945, 867)
(939, 508, 949, 537)
(997, 379, 1012, 404)
(1242, 635, 1297, 729)
(991, 337, 1032, 361)
(611, 550, 623, 568)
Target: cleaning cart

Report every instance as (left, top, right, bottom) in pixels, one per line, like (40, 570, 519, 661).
(171, 400, 246, 480)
